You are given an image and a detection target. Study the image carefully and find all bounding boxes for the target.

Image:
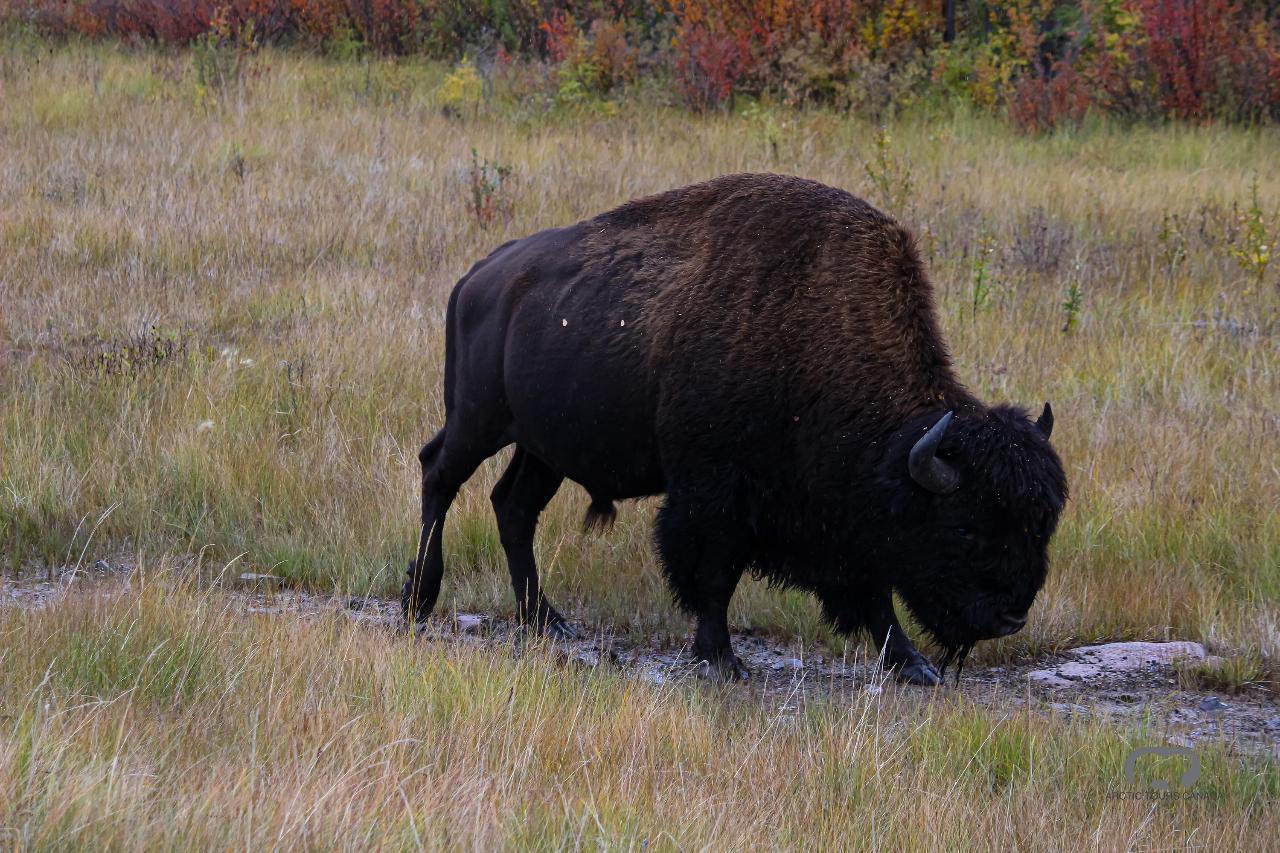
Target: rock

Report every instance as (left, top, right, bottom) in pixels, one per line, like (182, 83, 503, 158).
(1047, 702, 1093, 716)
(1198, 696, 1229, 714)
(237, 572, 284, 587)
(454, 614, 488, 634)
(1027, 669, 1075, 689)
(1028, 641, 1211, 690)
(863, 684, 884, 696)
(1056, 661, 1102, 680)
(1064, 641, 1208, 671)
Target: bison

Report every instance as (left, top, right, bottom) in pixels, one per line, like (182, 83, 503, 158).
(404, 173, 1066, 685)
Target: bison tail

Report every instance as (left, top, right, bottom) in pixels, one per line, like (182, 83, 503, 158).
(581, 498, 617, 533)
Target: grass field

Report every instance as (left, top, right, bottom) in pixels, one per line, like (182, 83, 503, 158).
(0, 572, 1276, 849)
(1, 41, 1278, 847)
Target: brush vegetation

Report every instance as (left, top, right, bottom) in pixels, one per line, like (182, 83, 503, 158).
(0, 41, 1277, 846)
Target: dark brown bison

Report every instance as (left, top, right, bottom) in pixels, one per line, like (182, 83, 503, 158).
(404, 173, 1066, 685)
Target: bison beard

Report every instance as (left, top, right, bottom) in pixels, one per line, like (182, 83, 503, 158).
(403, 173, 1067, 686)
(936, 644, 974, 687)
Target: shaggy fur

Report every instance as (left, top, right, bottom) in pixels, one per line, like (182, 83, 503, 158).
(403, 173, 1067, 685)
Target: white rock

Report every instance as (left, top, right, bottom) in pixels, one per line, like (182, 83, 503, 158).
(1056, 661, 1103, 680)
(237, 572, 284, 586)
(1027, 669, 1075, 689)
(1065, 641, 1208, 671)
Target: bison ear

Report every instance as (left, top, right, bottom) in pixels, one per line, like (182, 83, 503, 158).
(1035, 402, 1054, 439)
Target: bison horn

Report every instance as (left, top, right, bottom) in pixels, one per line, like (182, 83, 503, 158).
(908, 411, 960, 495)
(1035, 401, 1054, 439)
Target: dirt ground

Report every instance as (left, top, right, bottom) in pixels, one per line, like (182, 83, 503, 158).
(6, 562, 1278, 760)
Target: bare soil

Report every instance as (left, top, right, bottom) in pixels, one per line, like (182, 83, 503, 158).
(6, 563, 1277, 759)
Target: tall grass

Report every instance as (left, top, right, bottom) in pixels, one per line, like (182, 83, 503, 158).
(0, 573, 1275, 848)
(0, 44, 1277, 672)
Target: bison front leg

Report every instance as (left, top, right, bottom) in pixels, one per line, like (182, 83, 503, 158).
(863, 593, 941, 686)
(655, 496, 750, 682)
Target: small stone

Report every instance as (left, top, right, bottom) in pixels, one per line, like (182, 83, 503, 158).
(863, 684, 883, 696)
(1198, 696, 1229, 714)
(1047, 702, 1088, 714)
(1263, 717, 1280, 731)
(1056, 661, 1101, 680)
(1027, 669, 1075, 689)
(454, 614, 487, 634)
(237, 572, 284, 587)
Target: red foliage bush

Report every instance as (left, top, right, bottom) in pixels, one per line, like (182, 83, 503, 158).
(4, 0, 1279, 127)
(1134, 0, 1280, 122)
(673, 19, 750, 110)
(1010, 59, 1091, 134)
(1009, 0, 1280, 129)
(22, 0, 331, 44)
(539, 9, 577, 64)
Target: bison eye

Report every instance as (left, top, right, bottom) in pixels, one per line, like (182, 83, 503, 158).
(956, 528, 974, 539)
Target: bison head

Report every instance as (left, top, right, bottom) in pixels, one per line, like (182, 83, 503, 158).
(880, 403, 1066, 673)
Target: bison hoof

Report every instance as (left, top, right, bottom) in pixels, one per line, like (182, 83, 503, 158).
(896, 658, 943, 686)
(540, 618, 578, 641)
(519, 611, 578, 641)
(399, 619, 430, 638)
(696, 656, 750, 683)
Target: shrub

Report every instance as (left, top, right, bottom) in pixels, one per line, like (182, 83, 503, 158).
(467, 149, 514, 230)
(5, 0, 1280, 129)
(437, 55, 483, 115)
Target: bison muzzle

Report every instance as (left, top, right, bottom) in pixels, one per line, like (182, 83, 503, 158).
(403, 173, 1067, 686)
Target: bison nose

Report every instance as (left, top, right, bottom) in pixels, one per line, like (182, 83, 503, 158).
(995, 613, 1027, 637)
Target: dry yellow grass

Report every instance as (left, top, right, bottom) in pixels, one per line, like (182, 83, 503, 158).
(0, 571, 1276, 849)
(1, 39, 1279, 849)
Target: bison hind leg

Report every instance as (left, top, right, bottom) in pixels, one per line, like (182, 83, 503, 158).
(581, 496, 617, 533)
(492, 448, 575, 638)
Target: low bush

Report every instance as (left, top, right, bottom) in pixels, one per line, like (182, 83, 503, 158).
(5, 1, 1279, 127)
